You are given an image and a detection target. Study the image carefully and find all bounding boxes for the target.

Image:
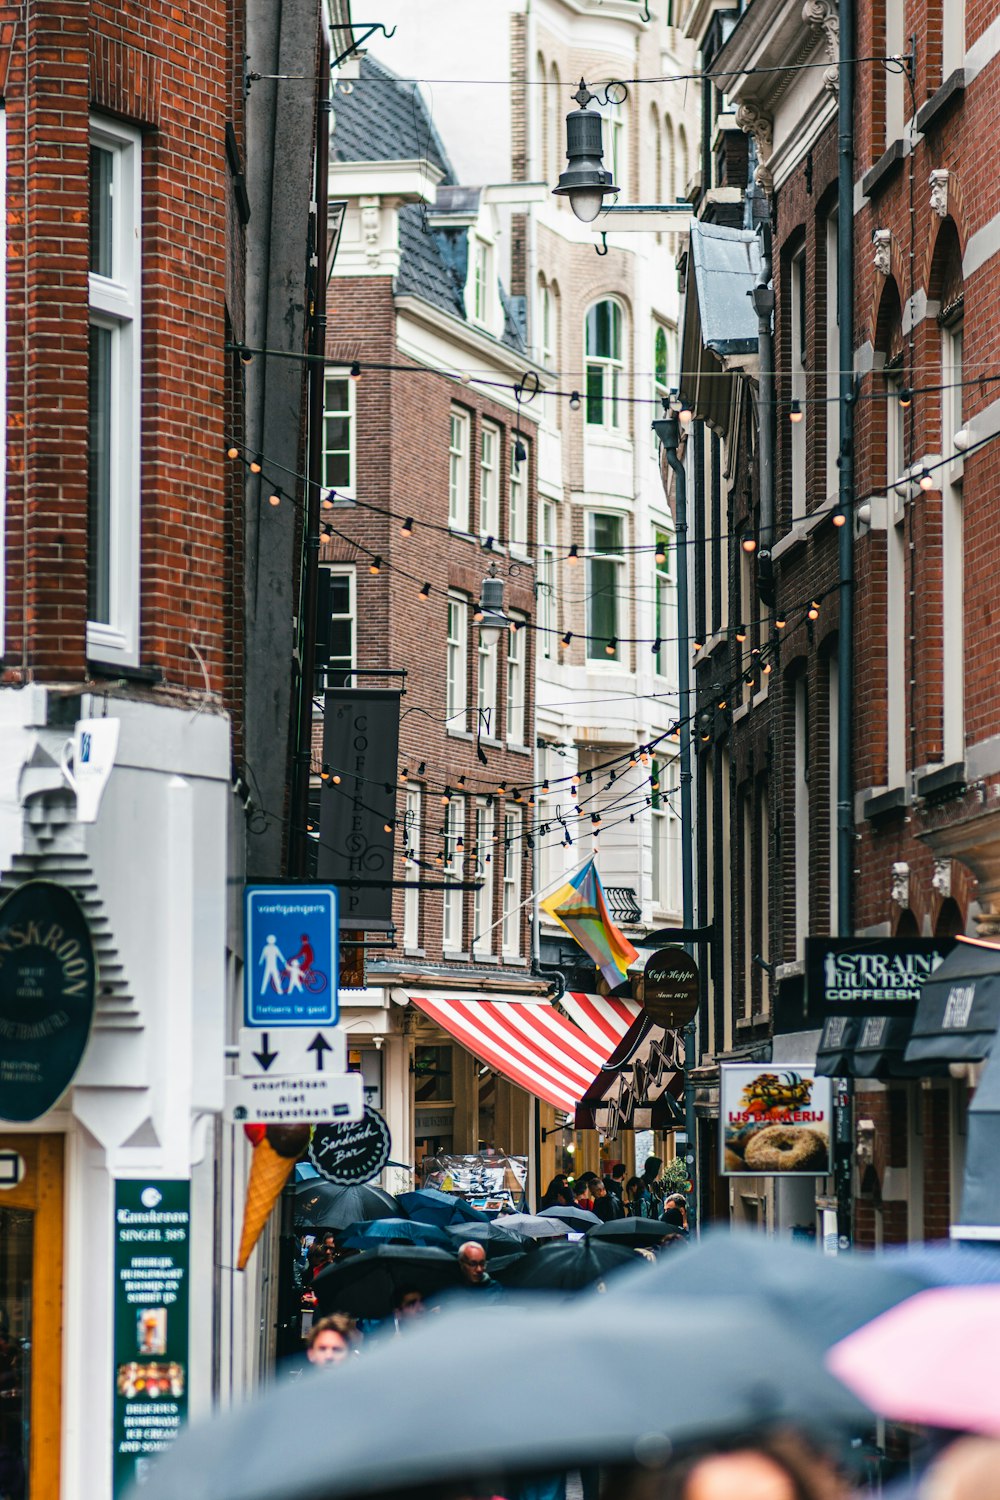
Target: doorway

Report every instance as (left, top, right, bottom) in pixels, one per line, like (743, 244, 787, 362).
(0, 1135, 63, 1499)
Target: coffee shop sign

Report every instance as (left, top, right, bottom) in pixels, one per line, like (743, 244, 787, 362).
(806, 938, 953, 1014)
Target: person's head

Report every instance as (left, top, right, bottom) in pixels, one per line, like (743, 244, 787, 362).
(457, 1242, 488, 1285)
(612, 1162, 626, 1181)
(603, 1430, 845, 1500)
(306, 1313, 357, 1366)
(592, 1177, 608, 1197)
(665, 1193, 686, 1208)
(643, 1156, 663, 1181)
(394, 1286, 425, 1321)
(625, 1175, 643, 1199)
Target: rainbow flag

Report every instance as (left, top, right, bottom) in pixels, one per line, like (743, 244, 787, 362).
(541, 858, 639, 990)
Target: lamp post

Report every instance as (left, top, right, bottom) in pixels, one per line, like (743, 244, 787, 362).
(477, 573, 509, 645)
(552, 81, 618, 223)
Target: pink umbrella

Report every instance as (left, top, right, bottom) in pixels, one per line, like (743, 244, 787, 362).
(827, 1284, 1000, 1436)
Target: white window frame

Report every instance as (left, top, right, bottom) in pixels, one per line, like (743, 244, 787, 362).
(442, 795, 466, 953)
(477, 630, 499, 734)
(885, 371, 906, 787)
(446, 594, 469, 732)
(586, 511, 625, 661)
(651, 758, 679, 914)
(654, 530, 673, 680)
(449, 407, 471, 532)
(88, 115, 142, 667)
(506, 621, 526, 746)
(479, 420, 500, 542)
(469, 236, 493, 329)
(472, 798, 495, 958)
(885, 0, 906, 144)
(403, 783, 422, 951)
(585, 300, 624, 431)
(794, 675, 810, 949)
(321, 370, 356, 499)
(941, 320, 964, 766)
(318, 564, 356, 705)
(509, 436, 528, 554)
(825, 212, 838, 501)
(538, 499, 557, 658)
(790, 247, 807, 519)
(0, 109, 6, 657)
(502, 809, 523, 958)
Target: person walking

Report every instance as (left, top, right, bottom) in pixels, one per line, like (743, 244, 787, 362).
(624, 1175, 653, 1217)
(592, 1176, 624, 1223)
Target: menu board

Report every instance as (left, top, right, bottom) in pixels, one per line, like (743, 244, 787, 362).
(112, 1181, 191, 1496)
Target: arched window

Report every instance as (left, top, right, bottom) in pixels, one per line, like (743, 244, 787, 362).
(536, 53, 548, 179)
(664, 118, 675, 201)
(585, 300, 623, 429)
(654, 326, 670, 403)
(649, 104, 661, 203)
(677, 124, 689, 201)
(548, 63, 561, 185)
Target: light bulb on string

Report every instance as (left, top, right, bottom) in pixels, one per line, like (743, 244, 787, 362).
(419, 582, 431, 600)
(441, 787, 452, 805)
(369, 556, 382, 575)
(832, 508, 847, 526)
(651, 637, 662, 655)
(269, 491, 281, 507)
(227, 445, 240, 460)
(322, 493, 334, 509)
(417, 762, 426, 775)
(789, 400, 803, 423)
(567, 544, 580, 565)
(331, 772, 342, 785)
(400, 767, 409, 782)
(776, 616, 786, 629)
(898, 387, 913, 409)
(741, 530, 757, 554)
(735, 624, 747, 643)
(807, 600, 820, 621)
(654, 543, 667, 565)
(250, 457, 262, 474)
(569, 391, 581, 411)
(349, 361, 361, 382)
(401, 517, 414, 537)
(560, 631, 573, 649)
(605, 637, 618, 656)
(919, 469, 934, 491)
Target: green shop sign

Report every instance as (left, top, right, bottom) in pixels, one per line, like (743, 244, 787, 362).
(112, 1180, 191, 1496)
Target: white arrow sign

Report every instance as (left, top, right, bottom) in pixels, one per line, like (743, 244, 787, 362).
(238, 1026, 347, 1078)
(224, 1071, 363, 1126)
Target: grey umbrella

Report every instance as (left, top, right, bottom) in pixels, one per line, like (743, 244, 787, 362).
(443, 1220, 533, 1255)
(495, 1212, 569, 1239)
(294, 1180, 398, 1230)
(537, 1204, 602, 1231)
(133, 1297, 869, 1500)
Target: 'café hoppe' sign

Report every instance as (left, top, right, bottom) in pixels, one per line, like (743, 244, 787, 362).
(0, 882, 97, 1121)
(805, 937, 954, 1016)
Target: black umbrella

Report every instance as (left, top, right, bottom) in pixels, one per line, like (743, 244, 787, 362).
(588, 1218, 686, 1249)
(397, 1188, 490, 1226)
(497, 1237, 640, 1291)
(537, 1204, 602, 1232)
(443, 1221, 533, 1256)
(341, 1218, 453, 1250)
(313, 1245, 462, 1320)
(134, 1296, 870, 1500)
(605, 1228, 933, 1346)
(294, 1181, 398, 1230)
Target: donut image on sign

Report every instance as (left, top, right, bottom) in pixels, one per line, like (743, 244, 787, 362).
(720, 1065, 832, 1176)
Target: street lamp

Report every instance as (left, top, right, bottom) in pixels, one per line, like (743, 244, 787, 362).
(477, 574, 508, 646)
(552, 81, 618, 223)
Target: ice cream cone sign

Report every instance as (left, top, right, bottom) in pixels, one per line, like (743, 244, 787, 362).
(237, 1123, 311, 1271)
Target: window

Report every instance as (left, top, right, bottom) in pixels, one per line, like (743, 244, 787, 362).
(506, 621, 526, 745)
(825, 211, 839, 501)
(885, 370, 906, 786)
(471, 237, 492, 326)
(480, 421, 500, 541)
(654, 531, 672, 678)
(664, 118, 675, 201)
(509, 437, 528, 553)
(538, 500, 557, 658)
(651, 759, 679, 913)
(942, 1, 965, 79)
(322, 373, 355, 496)
(88, 117, 142, 666)
(603, 92, 627, 199)
(828, 655, 839, 934)
(478, 630, 499, 734)
(789, 247, 807, 519)
(586, 512, 624, 660)
(585, 301, 623, 429)
(442, 795, 466, 953)
(547, 63, 561, 184)
(539, 282, 553, 367)
(320, 567, 356, 694)
(653, 326, 672, 455)
(472, 799, 495, 958)
(885, 0, 906, 144)
(793, 675, 810, 948)
(403, 784, 422, 951)
(446, 594, 468, 731)
(449, 407, 471, 531)
(941, 319, 964, 766)
(502, 809, 522, 957)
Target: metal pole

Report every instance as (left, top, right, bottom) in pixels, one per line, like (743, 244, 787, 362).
(662, 414, 698, 1230)
(289, 46, 331, 875)
(835, 0, 856, 1248)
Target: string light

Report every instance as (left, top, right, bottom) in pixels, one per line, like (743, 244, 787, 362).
(369, 556, 382, 574)
(331, 773, 342, 785)
(322, 494, 333, 509)
(567, 544, 580, 565)
(591, 812, 602, 830)
(735, 624, 747, 643)
(571, 773, 580, 786)
(400, 767, 409, 782)
(349, 361, 361, 382)
(401, 517, 414, 537)
(898, 387, 913, 409)
(832, 508, 847, 526)
(441, 787, 452, 805)
(227, 445, 240, 460)
(560, 631, 573, 648)
(919, 469, 934, 491)
(776, 616, 786, 629)
(569, 391, 581, 411)
(269, 491, 281, 507)
(250, 457, 262, 474)
(741, 530, 757, 554)
(541, 779, 550, 795)
(419, 582, 431, 600)
(383, 819, 393, 833)
(651, 637, 662, 654)
(807, 600, 820, 621)
(417, 762, 426, 775)
(605, 636, 618, 656)
(654, 542, 667, 565)
(789, 400, 803, 423)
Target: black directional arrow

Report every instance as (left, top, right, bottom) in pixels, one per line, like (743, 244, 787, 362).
(252, 1033, 278, 1072)
(308, 1032, 333, 1072)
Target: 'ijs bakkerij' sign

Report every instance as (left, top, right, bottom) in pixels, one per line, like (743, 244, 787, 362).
(805, 937, 955, 1016)
(244, 886, 339, 1027)
(720, 1064, 832, 1178)
(0, 881, 96, 1121)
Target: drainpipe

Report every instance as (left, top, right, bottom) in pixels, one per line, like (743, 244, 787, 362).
(835, 0, 856, 1246)
(752, 216, 775, 565)
(660, 414, 698, 1229)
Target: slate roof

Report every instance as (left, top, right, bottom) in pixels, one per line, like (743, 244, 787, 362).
(331, 55, 525, 351)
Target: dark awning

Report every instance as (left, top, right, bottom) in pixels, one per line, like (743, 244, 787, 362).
(817, 1012, 939, 1079)
(905, 937, 1000, 1066)
(955, 1047, 1000, 1239)
(815, 1016, 859, 1077)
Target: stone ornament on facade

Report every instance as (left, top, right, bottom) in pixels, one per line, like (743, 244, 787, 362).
(802, 0, 840, 93)
(890, 860, 910, 908)
(735, 102, 774, 193)
(359, 196, 381, 267)
(931, 858, 952, 899)
(929, 169, 950, 219)
(873, 228, 893, 277)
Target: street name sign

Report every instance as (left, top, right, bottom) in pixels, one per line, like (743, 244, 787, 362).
(224, 1071, 363, 1126)
(237, 1025, 346, 1078)
(244, 884, 339, 1027)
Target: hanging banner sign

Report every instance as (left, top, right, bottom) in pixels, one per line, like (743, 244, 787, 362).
(720, 1063, 832, 1177)
(0, 881, 96, 1121)
(805, 937, 955, 1016)
(640, 947, 699, 1029)
(319, 689, 400, 931)
(112, 1180, 191, 1496)
(308, 1105, 392, 1184)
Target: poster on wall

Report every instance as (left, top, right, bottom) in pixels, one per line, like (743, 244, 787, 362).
(112, 1181, 191, 1496)
(720, 1064, 832, 1176)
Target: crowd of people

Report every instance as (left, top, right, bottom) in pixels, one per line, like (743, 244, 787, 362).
(539, 1157, 689, 1233)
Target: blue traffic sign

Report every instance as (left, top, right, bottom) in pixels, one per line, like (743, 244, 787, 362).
(244, 886, 339, 1027)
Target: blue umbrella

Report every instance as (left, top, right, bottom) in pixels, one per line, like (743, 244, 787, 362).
(398, 1188, 490, 1227)
(341, 1217, 452, 1250)
(878, 1240, 1000, 1285)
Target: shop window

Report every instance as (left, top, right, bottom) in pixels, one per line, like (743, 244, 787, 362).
(414, 1045, 453, 1103)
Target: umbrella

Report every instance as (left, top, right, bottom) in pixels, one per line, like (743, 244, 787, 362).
(397, 1188, 490, 1226)
(605, 1227, 932, 1346)
(495, 1212, 570, 1240)
(497, 1237, 640, 1291)
(588, 1217, 686, 1249)
(879, 1240, 1000, 1286)
(443, 1221, 533, 1255)
(294, 1180, 398, 1230)
(827, 1284, 1000, 1436)
(484, 1249, 528, 1278)
(313, 1245, 462, 1320)
(135, 1295, 869, 1500)
(341, 1218, 453, 1250)
(537, 1204, 602, 1231)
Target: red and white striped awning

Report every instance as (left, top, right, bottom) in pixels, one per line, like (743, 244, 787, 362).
(409, 994, 620, 1114)
(561, 992, 642, 1050)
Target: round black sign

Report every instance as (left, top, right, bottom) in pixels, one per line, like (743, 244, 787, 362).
(0, 881, 96, 1122)
(641, 947, 699, 1030)
(308, 1106, 392, 1185)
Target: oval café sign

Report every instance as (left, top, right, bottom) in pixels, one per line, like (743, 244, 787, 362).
(0, 882, 97, 1121)
(641, 947, 700, 1030)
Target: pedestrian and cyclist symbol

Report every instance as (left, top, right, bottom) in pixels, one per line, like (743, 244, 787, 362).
(245, 886, 338, 1026)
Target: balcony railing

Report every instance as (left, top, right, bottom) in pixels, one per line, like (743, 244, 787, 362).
(605, 885, 642, 924)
